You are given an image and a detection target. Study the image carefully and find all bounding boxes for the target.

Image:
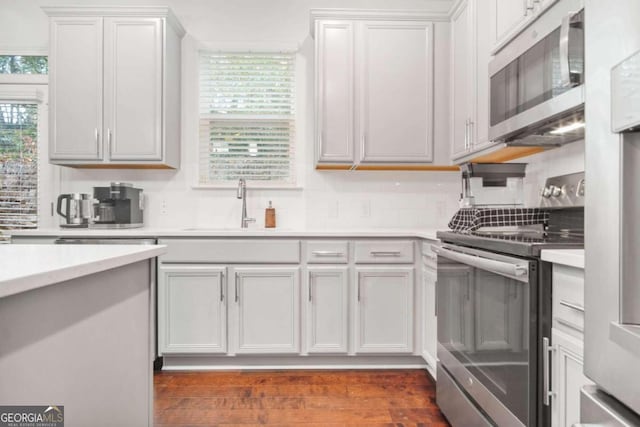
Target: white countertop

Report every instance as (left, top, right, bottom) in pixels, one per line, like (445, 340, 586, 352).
(9, 227, 442, 241)
(541, 249, 585, 269)
(0, 244, 166, 299)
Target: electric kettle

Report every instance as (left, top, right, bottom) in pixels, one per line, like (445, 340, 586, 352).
(56, 193, 94, 228)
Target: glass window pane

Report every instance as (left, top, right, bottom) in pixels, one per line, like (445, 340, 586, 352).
(0, 102, 38, 242)
(0, 56, 48, 74)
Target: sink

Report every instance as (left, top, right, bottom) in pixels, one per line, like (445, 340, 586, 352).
(182, 227, 248, 231)
(181, 227, 287, 232)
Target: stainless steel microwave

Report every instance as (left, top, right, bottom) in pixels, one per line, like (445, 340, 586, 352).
(489, 0, 585, 146)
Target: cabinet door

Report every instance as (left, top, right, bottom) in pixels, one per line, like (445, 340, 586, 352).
(359, 21, 433, 163)
(423, 267, 438, 369)
(104, 17, 163, 161)
(315, 20, 355, 164)
(355, 267, 414, 353)
(450, 0, 475, 160)
(158, 265, 227, 354)
(551, 328, 594, 427)
(232, 267, 300, 354)
(49, 17, 103, 160)
(490, 0, 530, 50)
(306, 267, 349, 353)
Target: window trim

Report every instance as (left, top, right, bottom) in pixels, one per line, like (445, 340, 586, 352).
(191, 40, 303, 190)
(0, 82, 57, 235)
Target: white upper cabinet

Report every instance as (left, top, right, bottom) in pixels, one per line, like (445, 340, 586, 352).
(450, 1, 475, 160)
(44, 7, 184, 168)
(489, 0, 560, 54)
(315, 21, 355, 164)
(104, 17, 163, 161)
(450, 0, 492, 163)
(359, 21, 433, 163)
(490, 0, 530, 51)
(49, 17, 103, 161)
(312, 11, 450, 169)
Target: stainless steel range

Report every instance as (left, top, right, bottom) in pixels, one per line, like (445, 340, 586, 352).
(435, 172, 585, 427)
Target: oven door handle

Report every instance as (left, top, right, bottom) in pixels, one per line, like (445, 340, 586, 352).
(434, 247, 529, 279)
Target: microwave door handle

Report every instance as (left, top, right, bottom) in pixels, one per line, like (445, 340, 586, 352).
(559, 10, 578, 88)
(433, 247, 529, 279)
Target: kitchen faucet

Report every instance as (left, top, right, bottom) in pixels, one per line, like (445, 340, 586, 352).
(237, 179, 255, 228)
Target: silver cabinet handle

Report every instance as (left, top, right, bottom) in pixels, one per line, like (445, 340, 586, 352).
(360, 133, 366, 162)
(357, 281, 361, 302)
(234, 273, 239, 303)
(220, 272, 225, 302)
(94, 128, 99, 144)
(370, 251, 402, 257)
(312, 251, 344, 257)
(107, 128, 112, 156)
(560, 300, 584, 313)
(543, 337, 556, 406)
(556, 317, 583, 331)
(308, 273, 313, 302)
(468, 120, 474, 147)
(464, 119, 469, 150)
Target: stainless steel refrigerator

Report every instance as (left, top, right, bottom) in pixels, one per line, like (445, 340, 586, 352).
(581, 44, 640, 426)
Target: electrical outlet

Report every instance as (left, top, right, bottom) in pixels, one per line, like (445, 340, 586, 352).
(160, 199, 168, 216)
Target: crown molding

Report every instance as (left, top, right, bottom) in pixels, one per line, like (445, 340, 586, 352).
(309, 8, 451, 37)
(41, 6, 185, 37)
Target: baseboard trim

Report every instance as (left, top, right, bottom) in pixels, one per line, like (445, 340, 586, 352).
(161, 355, 428, 371)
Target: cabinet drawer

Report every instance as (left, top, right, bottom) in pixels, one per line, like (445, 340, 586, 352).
(354, 240, 414, 264)
(306, 241, 349, 264)
(158, 239, 300, 263)
(552, 265, 585, 333)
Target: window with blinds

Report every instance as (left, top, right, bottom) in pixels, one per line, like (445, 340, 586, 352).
(198, 51, 296, 185)
(0, 102, 38, 242)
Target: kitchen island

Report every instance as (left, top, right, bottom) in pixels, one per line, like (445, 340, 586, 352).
(0, 244, 165, 427)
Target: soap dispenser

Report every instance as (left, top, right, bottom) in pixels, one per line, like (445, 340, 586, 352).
(265, 201, 276, 228)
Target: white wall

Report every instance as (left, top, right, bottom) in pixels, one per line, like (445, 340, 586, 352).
(0, 0, 585, 231)
(1, 0, 462, 230)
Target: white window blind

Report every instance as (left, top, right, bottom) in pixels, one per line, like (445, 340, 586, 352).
(0, 102, 38, 242)
(199, 51, 296, 185)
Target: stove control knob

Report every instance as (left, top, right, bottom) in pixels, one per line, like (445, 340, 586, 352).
(550, 185, 562, 197)
(542, 186, 553, 198)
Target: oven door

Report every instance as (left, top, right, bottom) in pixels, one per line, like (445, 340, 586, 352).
(435, 244, 538, 427)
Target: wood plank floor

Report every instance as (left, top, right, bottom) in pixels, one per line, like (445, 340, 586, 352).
(154, 369, 450, 426)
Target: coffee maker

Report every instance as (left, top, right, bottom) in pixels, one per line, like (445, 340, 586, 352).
(91, 182, 144, 228)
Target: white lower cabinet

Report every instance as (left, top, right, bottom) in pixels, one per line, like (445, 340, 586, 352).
(158, 265, 227, 354)
(230, 267, 300, 354)
(306, 267, 349, 354)
(551, 328, 593, 427)
(422, 266, 437, 369)
(355, 267, 414, 353)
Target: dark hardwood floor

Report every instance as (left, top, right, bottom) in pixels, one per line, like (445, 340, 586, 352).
(154, 369, 450, 426)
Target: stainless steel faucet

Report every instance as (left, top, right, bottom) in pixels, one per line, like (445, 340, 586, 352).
(237, 179, 255, 228)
